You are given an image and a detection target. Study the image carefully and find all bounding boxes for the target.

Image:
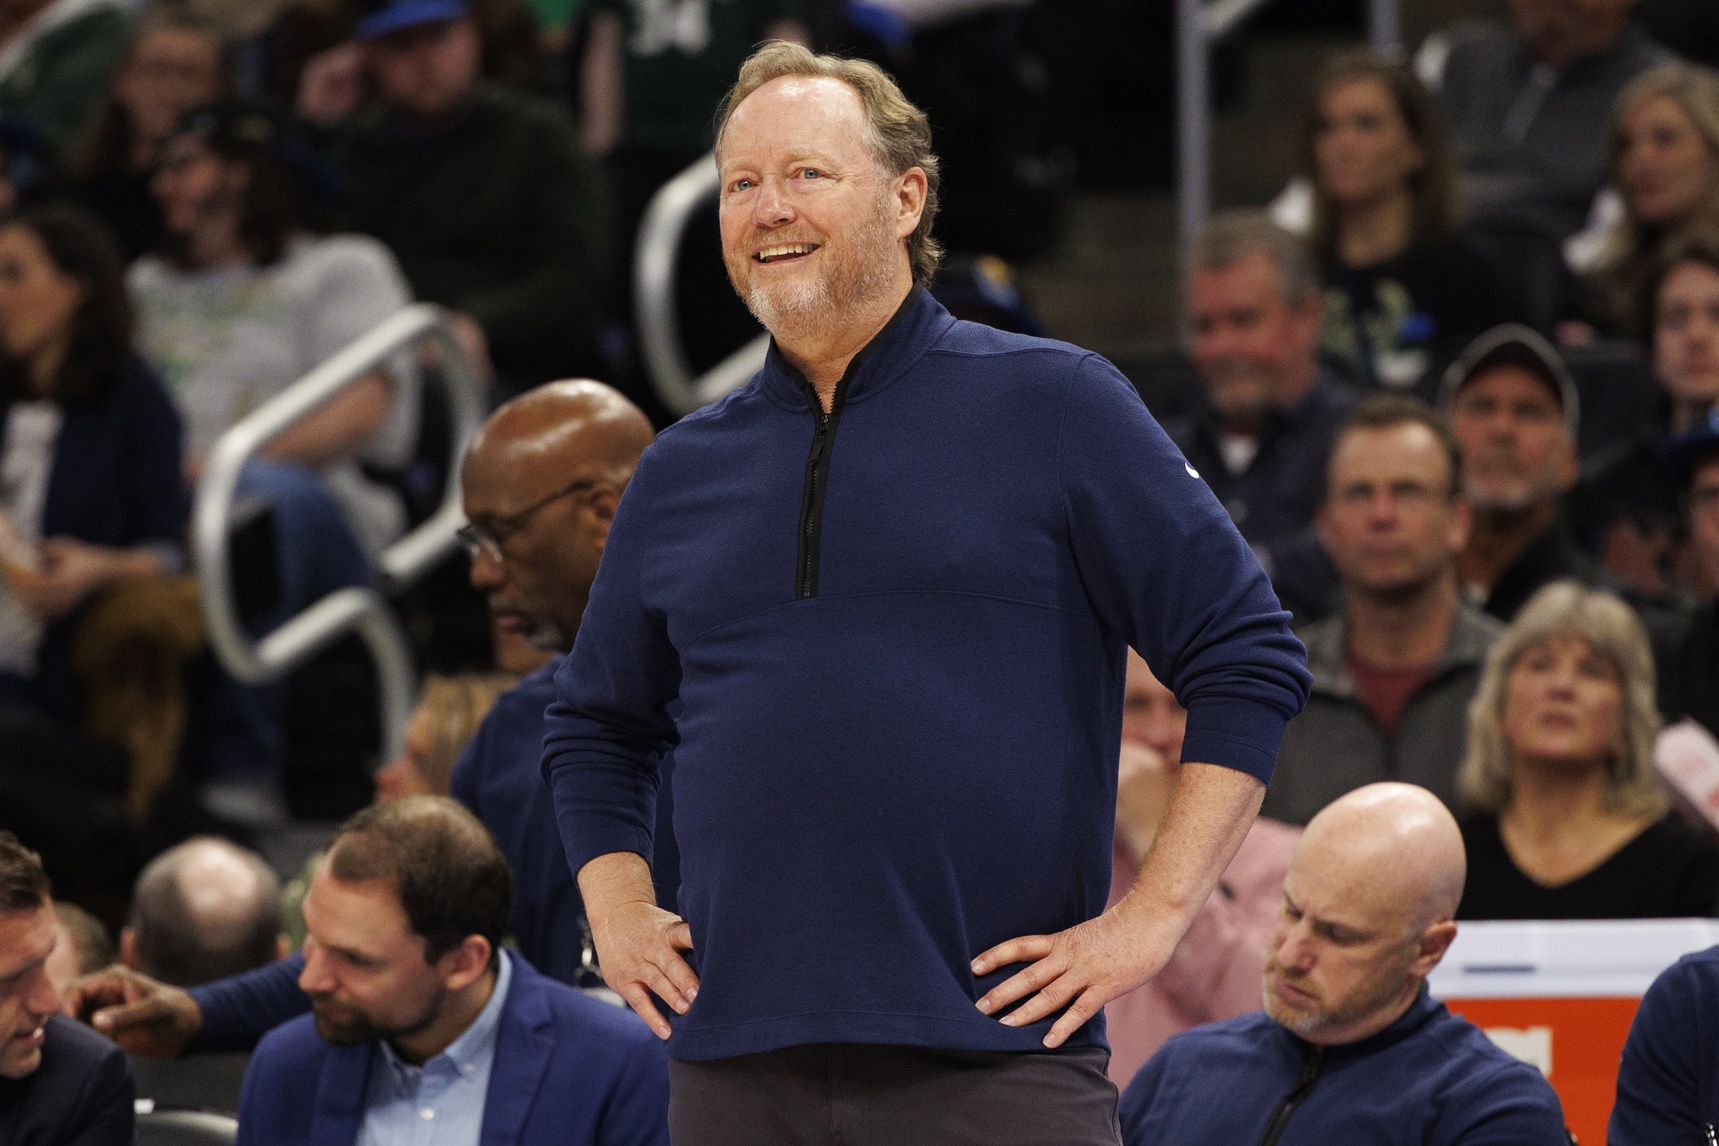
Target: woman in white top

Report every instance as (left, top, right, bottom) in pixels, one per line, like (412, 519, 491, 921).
(129, 100, 416, 590)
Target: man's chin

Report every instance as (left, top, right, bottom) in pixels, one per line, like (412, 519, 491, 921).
(312, 1010, 377, 1047)
(0, 1046, 41, 1081)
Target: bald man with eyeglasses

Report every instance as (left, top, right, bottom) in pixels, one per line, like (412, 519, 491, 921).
(72, 380, 662, 1056)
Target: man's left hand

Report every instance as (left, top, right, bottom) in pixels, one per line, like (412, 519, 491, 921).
(971, 761, 1266, 1048)
(970, 898, 1177, 1049)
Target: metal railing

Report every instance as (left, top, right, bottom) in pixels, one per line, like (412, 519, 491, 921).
(635, 153, 769, 417)
(1177, 0, 1401, 250)
(192, 303, 484, 760)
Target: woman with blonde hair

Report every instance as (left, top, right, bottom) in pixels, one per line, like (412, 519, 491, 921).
(372, 671, 518, 801)
(1583, 61, 1719, 333)
(1456, 581, 1719, 918)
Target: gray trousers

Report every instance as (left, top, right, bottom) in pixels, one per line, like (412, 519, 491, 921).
(667, 1043, 1123, 1146)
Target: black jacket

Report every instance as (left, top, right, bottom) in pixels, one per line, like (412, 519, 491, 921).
(0, 1015, 133, 1146)
(1167, 374, 1357, 618)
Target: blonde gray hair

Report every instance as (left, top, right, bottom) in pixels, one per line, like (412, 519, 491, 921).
(715, 40, 943, 285)
(1458, 582, 1664, 817)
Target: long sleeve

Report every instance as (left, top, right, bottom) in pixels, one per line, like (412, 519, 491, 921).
(1057, 354, 1311, 783)
(188, 953, 310, 1053)
(541, 451, 679, 881)
(1610, 956, 1715, 1144)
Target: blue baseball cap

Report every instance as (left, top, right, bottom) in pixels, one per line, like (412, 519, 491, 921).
(355, 0, 468, 41)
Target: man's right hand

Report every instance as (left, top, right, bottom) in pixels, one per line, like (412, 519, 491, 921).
(579, 852, 699, 1040)
(65, 965, 203, 1058)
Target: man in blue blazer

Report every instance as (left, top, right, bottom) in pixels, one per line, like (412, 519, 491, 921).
(235, 796, 668, 1146)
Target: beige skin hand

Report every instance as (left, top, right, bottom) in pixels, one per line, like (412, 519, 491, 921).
(971, 762, 1264, 1047)
(12, 539, 166, 620)
(578, 851, 699, 1039)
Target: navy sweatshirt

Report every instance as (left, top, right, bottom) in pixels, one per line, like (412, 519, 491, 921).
(1119, 990, 1569, 1145)
(1610, 943, 1719, 1143)
(542, 287, 1311, 1061)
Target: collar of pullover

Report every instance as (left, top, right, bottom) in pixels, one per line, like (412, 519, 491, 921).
(1280, 983, 1444, 1064)
(760, 284, 953, 414)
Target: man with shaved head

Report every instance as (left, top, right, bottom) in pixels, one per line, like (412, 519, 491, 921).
(1118, 783, 1568, 1145)
(69, 380, 659, 1058)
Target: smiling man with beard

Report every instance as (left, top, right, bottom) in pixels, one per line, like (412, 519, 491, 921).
(1118, 783, 1568, 1146)
(544, 41, 1311, 1146)
(236, 796, 668, 1146)
(1169, 210, 1358, 620)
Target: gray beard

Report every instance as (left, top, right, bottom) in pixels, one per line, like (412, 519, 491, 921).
(736, 200, 902, 343)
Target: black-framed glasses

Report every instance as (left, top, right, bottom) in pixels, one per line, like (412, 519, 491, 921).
(456, 478, 598, 563)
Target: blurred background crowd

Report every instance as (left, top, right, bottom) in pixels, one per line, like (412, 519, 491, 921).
(3, 0, 1719, 1127)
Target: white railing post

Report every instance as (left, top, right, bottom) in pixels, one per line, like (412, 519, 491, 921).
(193, 303, 483, 762)
(634, 154, 769, 417)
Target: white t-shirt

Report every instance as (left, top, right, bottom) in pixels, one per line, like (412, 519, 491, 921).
(0, 401, 61, 674)
(129, 233, 417, 559)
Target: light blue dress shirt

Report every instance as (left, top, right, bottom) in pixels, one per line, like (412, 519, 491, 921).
(356, 949, 513, 1146)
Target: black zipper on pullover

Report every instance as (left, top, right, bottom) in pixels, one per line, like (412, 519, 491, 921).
(795, 383, 843, 599)
(786, 285, 924, 600)
(1255, 1045, 1325, 1146)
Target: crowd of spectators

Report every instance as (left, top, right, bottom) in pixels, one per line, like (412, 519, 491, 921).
(3, 0, 1719, 1141)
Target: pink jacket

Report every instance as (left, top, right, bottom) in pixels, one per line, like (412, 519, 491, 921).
(1102, 817, 1302, 1088)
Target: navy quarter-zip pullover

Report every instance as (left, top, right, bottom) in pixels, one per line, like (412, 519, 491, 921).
(1118, 990, 1568, 1145)
(542, 288, 1312, 1061)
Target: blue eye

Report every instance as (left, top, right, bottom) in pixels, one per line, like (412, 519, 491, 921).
(802, 168, 821, 179)
(732, 178, 753, 191)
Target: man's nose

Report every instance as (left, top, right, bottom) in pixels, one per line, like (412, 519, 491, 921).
(298, 944, 335, 995)
(25, 972, 59, 1021)
(467, 547, 504, 590)
(753, 178, 796, 226)
(1275, 923, 1315, 969)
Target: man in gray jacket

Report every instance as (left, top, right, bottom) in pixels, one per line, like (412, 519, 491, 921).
(1263, 396, 1502, 824)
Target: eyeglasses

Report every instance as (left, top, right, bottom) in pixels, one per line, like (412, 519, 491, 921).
(456, 477, 597, 563)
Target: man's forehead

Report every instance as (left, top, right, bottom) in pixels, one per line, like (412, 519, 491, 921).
(722, 75, 869, 159)
(1285, 843, 1400, 932)
(1189, 254, 1281, 306)
(1332, 423, 1446, 480)
(304, 869, 412, 952)
(0, 904, 56, 978)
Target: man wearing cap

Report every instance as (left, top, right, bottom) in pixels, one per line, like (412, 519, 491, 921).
(1439, 324, 1602, 621)
(332, 0, 611, 395)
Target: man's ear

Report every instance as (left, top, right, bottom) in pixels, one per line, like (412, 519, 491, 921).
(1409, 919, 1458, 979)
(1448, 495, 1472, 553)
(894, 167, 928, 240)
(1314, 503, 1337, 562)
(1557, 438, 1580, 492)
(436, 934, 494, 992)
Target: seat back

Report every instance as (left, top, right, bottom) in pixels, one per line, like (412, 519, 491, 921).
(136, 1109, 239, 1146)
